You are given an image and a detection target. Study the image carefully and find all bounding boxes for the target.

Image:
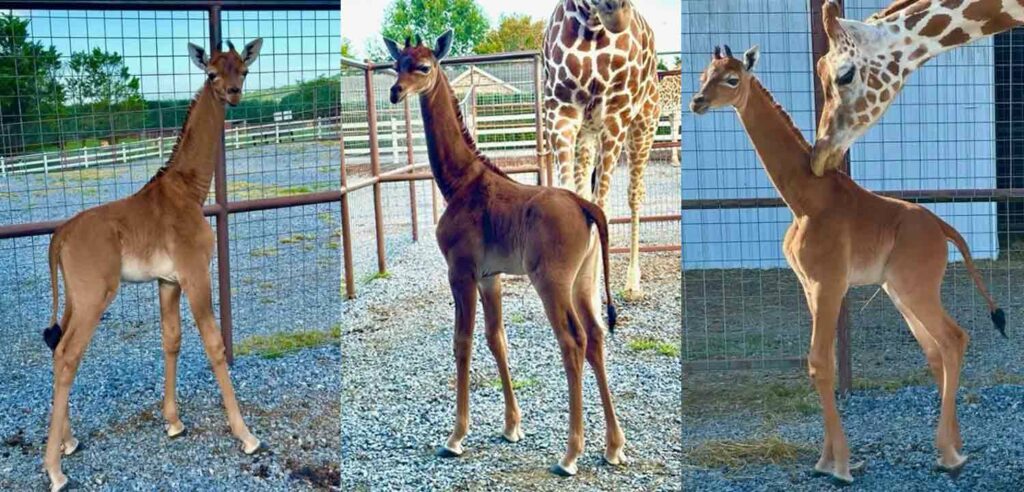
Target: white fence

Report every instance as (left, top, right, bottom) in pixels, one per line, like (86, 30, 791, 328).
(0, 115, 344, 176)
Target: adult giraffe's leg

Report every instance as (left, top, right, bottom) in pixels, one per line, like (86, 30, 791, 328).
(438, 269, 478, 457)
(533, 274, 587, 477)
(669, 111, 680, 166)
(478, 275, 523, 443)
(806, 279, 854, 483)
(546, 104, 583, 191)
(574, 133, 598, 200)
(180, 269, 261, 455)
(159, 280, 185, 438)
(622, 112, 657, 300)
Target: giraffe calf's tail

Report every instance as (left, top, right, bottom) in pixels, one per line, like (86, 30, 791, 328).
(43, 230, 64, 352)
(938, 218, 1007, 338)
(573, 195, 617, 333)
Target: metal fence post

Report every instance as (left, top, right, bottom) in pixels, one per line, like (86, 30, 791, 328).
(339, 92, 356, 299)
(811, 0, 852, 395)
(533, 54, 546, 186)
(365, 61, 387, 275)
(209, 6, 234, 364)
(404, 98, 418, 242)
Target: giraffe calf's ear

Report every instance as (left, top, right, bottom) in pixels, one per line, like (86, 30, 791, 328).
(188, 42, 208, 70)
(383, 37, 403, 61)
(744, 45, 760, 72)
(434, 29, 454, 61)
(241, 38, 263, 67)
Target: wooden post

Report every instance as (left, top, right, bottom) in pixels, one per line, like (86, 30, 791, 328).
(533, 54, 546, 186)
(340, 99, 356, 299)
(404, 98, 418, 242)
(811, 0, 852, 395)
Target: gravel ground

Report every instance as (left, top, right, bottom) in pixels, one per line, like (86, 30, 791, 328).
(0, 143, 342, 490)
(340, 240, 682, 491)
(683, 371, 1024, 491)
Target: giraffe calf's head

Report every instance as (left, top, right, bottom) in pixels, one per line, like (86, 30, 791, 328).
(584, 0, 634, 33)
(383, 30, 454, 104)
(813, 0, 902, 174)
(690, 45, 759, 115)
(188, 38, 262, 106)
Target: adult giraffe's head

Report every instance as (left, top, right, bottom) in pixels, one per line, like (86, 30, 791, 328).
(580, 0, 635, 33)
(187, 38, 262, 106)
(383, 30, 454, 104)
(812, 0, 1024, 174)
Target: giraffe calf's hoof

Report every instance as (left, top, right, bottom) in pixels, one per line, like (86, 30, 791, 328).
(604, 448, 627, 466)
(502, 425, 524, 443)
(166, 422, 186, 439)
(436, 445, 464, 458)
(549, 461, 578, 477)
(50, 477, 79, 492)
(936, 454, 968, 475)
(830, 472, 854, 486)
(61, 438, 82, 456)
(621, 288, 644, 302)
(243, 440, 268, 456)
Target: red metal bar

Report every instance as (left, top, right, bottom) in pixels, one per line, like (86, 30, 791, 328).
(208, 5, 233, 364)
(339, 109, 356, 300)
(404, 98, 418, 242)
(810, 0, 851, 395)
(533, 54, 546, 187)
(364, 61, 387, 275)
(609, 244, 680, 255)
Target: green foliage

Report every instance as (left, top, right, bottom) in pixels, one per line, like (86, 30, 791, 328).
(474, 14, 544, 54)
(377, 0, 490, 59)
(341, 37, 355, 58)
(0, 13, 65, 153)
(236, 325, 341, 359)
(63, 48, 145, 144)
(627, 337, 680, 357)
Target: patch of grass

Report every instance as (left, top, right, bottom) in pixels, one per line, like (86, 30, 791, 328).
(317, 212, 336, 226)
(683, 374, 819, 417)
(686, 435, 812, 468)
(227, 181, 329, 200)
(488, 377, 539, 391)
(964, 392, 981, 404)
(43, 167, 123, 186)
(627, 337, 680, 357)
(0, 191, 18, 199)
(278, 185, 315, 195)
(258, 281, 274, 290)
(508, 313, 526, 324)
(236, 325, 341, 359)
(853, 370, 932, 392)
(250, 246, 279, 257)
(326, 241, 340, 250)
(991, 369, 1024, 385)
(279, 233, 315, 245)
(361, 271, 391, 284)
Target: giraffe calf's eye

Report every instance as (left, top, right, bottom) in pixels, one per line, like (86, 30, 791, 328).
(416, 65, 430, 73)
(836, 66, 856, 86)
(207, 73, 217, 80)
(723, 77, 739, 87)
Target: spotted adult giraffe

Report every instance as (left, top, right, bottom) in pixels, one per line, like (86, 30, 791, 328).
(542, 0, 660, 300)
(811, 0, 1024, 175)
(657, 73, 681, 166)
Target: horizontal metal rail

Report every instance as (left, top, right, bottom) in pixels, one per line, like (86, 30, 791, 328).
(681, 187, 1024, 210)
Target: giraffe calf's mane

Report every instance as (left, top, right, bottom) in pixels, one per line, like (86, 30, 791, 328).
(751, 77, 811, 154)
(439, 70, 511, 181)
(146, 82, 207, 185)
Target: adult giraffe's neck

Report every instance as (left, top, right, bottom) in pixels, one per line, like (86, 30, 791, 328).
(873, 0, 1024, 69)
(735, 78, 817, 216)
(156, 82, 226, 204)
(419, 71, 489, 200)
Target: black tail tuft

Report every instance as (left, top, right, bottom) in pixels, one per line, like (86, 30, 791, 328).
(43, 323, 62, 352)
(607, 303, 617, 334)
(991, 308, 1007, 339)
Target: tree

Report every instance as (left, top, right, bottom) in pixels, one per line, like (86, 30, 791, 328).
(474, 14, 544, 54)
(66, 48, 141, 107)
(377, 0, 489, 59)
(341, 37, 355, 58)
(0, 13, 64, 153)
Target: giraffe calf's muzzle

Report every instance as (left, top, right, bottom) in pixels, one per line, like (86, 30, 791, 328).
(390, 85, 405, 104)
(689, 94, 709, 115)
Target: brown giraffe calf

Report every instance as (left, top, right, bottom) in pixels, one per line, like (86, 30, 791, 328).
(384, 31, 624, 477)
(690, 45, 1006, 484)
(40, 39, 265, 491)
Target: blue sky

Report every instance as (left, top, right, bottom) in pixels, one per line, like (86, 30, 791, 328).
(342, 0, 681, 59)
(12, 9, 339, 100)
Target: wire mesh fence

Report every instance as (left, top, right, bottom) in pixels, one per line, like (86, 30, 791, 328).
(0, 2, 340, 363)
(339, 50, 683, 267)
(682, 0, 1024, 387)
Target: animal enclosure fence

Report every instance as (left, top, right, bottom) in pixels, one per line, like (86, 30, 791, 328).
(0, 0, 340, 363)
(338, 50, 683, 270)
(682, 0, 1024, 391)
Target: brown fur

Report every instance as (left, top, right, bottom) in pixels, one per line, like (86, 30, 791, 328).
(40, 40, 263, 492)
(692, 51, 1005, 483)
(385, 33, 622, 477)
